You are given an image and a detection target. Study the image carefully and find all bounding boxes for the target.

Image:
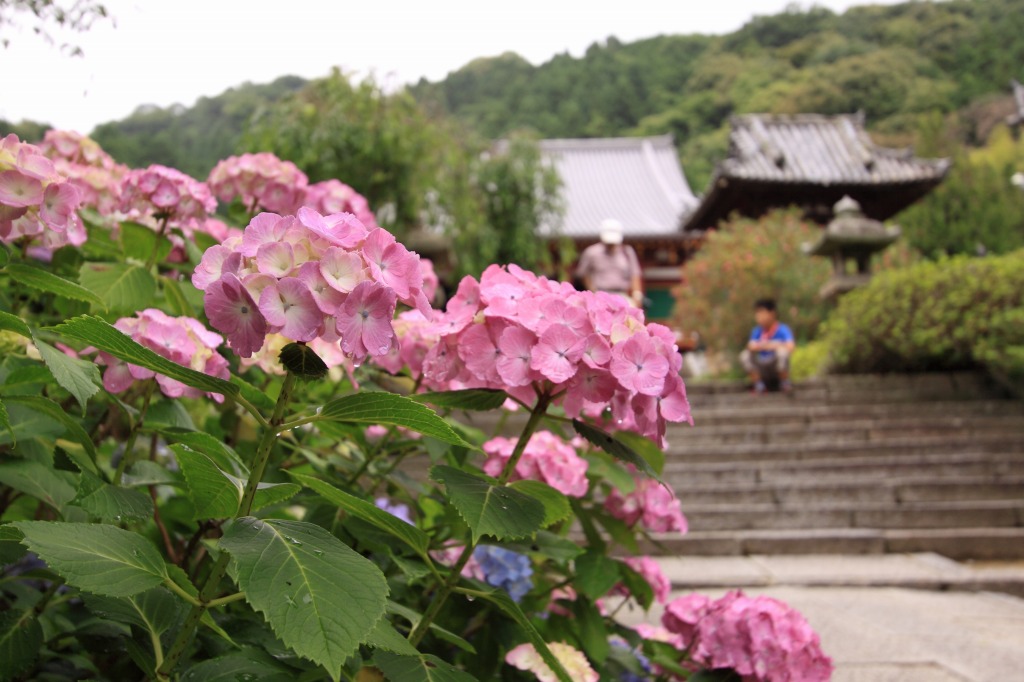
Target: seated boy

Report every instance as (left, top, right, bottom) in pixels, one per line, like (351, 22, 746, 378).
(740, 299, 795, 394)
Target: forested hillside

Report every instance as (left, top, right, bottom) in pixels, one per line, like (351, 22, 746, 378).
(411, 0, 1024, 189)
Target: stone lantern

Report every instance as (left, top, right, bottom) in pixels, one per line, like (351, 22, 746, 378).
(805, 196, 900, 299)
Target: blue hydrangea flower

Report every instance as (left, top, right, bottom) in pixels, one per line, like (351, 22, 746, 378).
(374, 497, 413, 525)
(609, 635, 652, 681)
(473, 545, 533, 602)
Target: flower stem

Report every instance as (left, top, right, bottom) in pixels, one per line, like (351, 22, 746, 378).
(157, 372, 296, 679)
(407, 394, 551, 646)
(145, 216, 170, 270)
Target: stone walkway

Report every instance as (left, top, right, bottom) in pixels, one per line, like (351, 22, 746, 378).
(616, 554, 1024, 682)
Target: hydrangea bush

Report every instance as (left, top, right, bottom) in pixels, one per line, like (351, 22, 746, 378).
(0, 134, 832, 682)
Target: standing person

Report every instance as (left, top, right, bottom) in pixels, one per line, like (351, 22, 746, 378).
(740, 299, 795, 394)
(575, 219, 643, 306)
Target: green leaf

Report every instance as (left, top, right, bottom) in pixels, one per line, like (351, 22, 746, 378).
(572, 598, 610, 665)
(12, 521, 170, 597)
(374, 651, 478, 682)
(463, 587, 572, 682)
(410, 389, 509, 411)
(0, 400, 63, 447)
(220, 518, 389, 681)
(614, 431, 666, 477)
(0, 309, 31, 338)
(386, 601, 476, 655)
(146, 400, 197, 431)
(51, 316, 238, 399)
(172, 445, 242, 520)
(82, 587, 185, 637)
(0, 609, 43, 681)
(430, 466, 545, 543)
(78, 262, 157, 313)
(181, 650, 294, 682)
(121, 460, 178, 487)
(159, 275, 197, 318)
(2, 263, 104, 306)
(0, 460, 78, 513)
(289, 473, 431, 562)
(319, 393, 469, 447)
(530, 531, 585, 563)
(618, 560, 655, 611)
(119, 221, 172, 263)
(279, 342, 328, 379)
(364, 619, 420, 656)
(572, 420, 658, 479)
(231, 375, 277, 412)
(573, 550, 620, 599)
(33, 339, 101, 411)
(72, 470, 154, 523)
(3, 395, 98, 465)
(0, 524, 27, 564)
(0, 398, 13, 446)
(509, 480, 571, 528)
(158, 428, 243, 473)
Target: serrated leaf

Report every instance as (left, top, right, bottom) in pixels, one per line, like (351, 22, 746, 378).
(0, 609, 43, 681)
(0, 460, 78, 513)
(572, 420, 658, 480)
(121, 460, 178, 487)
(78, 262, 157, 313)
(509, 480, 571, 528)
(33, 339, 101, 411)
(82, 587, 185, 636)
(0, 398, 12, 446)
(181, 650, 294, 682)
(365, 619, 420, 656)
(374, 651, 478, 682)
(290, 473, 431, 562)
(72, 469, 154, 523)
(573, 550, 620, 599)
(0, 309, 31, 338)
(462, 587, 572, 682)
(279, 342, 328, 379)
(0, 400, 63, 446)
(3, 395, 98, 464)
(158, 428, 243, 473)
(147, 400, 197, 431)
(614, 431, 666, 477)
(410, 389, 509, 411)
(12, 521, 170, 597)
(319, 393, 469, 447)
(430, 466, 545, 543)
(0, 524, 27, 564)
(2, 263, 104, 306)
(231, 375, 277, 412)
(172, 445, 242, 520)
(0, 365, 51, 394)
(119, 221, 172, 263)
(220, 518, 389, 681)
(51, 316, 238, 399)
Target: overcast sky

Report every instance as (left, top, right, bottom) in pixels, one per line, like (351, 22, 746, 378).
(1, 0, 904, 133)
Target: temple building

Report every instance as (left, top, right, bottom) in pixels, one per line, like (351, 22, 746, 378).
(535, 135, 699, 319)
(681, 113, 951, 233)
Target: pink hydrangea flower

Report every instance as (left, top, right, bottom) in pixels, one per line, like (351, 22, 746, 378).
(207, 152, 308, 215)
(336, 280, 398, 360)
(482, 431, 589, 498)
(616, 556, 672, 604)
(0, 134, 87, 252)
(302, 179, 378, 230)
(605, 478, 687, 534)
(203, 273, 268, 358)
(505, 642, 598, 682)
(119, 165, 217, 243)
(662, 591, 833, 682)
(91, 309, 229, 401)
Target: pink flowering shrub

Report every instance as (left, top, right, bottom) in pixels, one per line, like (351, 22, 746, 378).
(92, 308, 229, 401)
(207, 152, 308, 215)
(605, 477, 688, 533)
(617, 556, 672, 604)
(303, 179, 378, 230)
(39, 130, 128, 216)
(662, 591, 834, 681)
(419, 264, 691, 445)
(193, 207, 430, 360)
(119, 164, 216, 234)
(481, 430, 589, 497)
(0, 134, 86, 250)
(506, 642, 599, 682)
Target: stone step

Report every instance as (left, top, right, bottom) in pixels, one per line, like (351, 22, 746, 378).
(681, 400, 1023, 428)
(681, 500, 1024, 532)
(669, 475, 1024, 506)
(685, 371, 993, 397)
(663, 434, 1024, 463)
(644, 527, 1024, 560)
(663, 452, 1024, 487)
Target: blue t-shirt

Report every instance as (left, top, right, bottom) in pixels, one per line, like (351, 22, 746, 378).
(750, 323, 794, 358)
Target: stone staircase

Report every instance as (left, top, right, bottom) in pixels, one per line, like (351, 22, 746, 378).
(651, 372, 1024, 560)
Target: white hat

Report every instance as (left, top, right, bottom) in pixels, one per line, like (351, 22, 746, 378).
(600, 218, 623, 245)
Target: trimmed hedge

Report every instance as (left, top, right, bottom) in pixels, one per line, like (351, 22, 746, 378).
(824, 250, 1024, 384)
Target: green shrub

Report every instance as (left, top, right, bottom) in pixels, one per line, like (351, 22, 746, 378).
(823, 250, 1024, 375)
(791, 340, 831, 381)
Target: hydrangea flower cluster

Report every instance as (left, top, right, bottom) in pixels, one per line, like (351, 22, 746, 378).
(207, 152, 308, 215)
(605, 478, 688, 534)
(119, 165, 217, 235)
(506, 642, 598, 682)
(419, 264, 691, 446)
(373, 310, 439, 378)
(39, 130, 127, 216)
(0, 134, 86, 250)
(93, 309, 229, 401)
(481, 431, 589, 497)
(431, 544, 534, 602)
(662, 591, 834, 682)
(303, 179, 378, 230)
(193, 207, 430, 361)
(608, 635, 653, 682)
